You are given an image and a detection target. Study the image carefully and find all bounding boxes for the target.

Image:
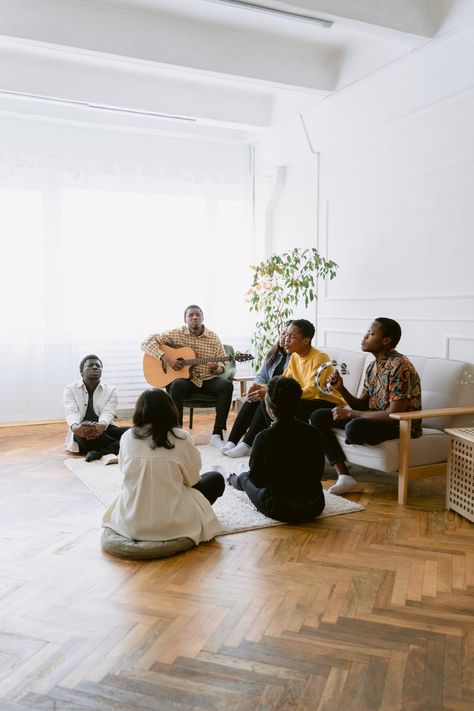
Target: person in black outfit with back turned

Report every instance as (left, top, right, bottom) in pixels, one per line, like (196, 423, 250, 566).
(228, 375, 325, 523)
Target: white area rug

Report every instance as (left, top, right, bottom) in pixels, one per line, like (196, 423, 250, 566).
(63, 445, 364, 535)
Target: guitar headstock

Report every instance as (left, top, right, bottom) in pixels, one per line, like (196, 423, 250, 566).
(233, 352, 254, 362)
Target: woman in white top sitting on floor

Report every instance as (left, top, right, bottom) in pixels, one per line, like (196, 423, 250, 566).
(103, 389, 225, 544)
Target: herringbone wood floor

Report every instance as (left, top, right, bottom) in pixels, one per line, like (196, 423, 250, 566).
(1, 413, 474, 710)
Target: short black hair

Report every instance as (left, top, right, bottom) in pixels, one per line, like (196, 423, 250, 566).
(266, 375, 302, 420)
(375, 317, 402, 347)
(289, 319, 315, 341)
(79, 354, 102, 373)
(184, 304, 203, 320)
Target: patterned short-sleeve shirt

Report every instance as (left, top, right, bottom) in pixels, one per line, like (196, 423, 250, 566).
(363, 350, 422, 438)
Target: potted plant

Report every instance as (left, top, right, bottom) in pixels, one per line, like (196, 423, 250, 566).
(246, 247, 338, 368)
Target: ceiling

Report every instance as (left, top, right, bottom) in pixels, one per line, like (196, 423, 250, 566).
(0, 0, 473, 141)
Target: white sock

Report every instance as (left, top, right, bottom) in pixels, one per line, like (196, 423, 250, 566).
(211, 464, 230, 480)
(209, 434, 224, 449)
(224, 442, 251, 458)
(221, 441, 236, 452)
(328, 474, 358, 495)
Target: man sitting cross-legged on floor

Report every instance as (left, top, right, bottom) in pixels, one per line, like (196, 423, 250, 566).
(310, 317, 422, 495)
(63, 354, 129, 462)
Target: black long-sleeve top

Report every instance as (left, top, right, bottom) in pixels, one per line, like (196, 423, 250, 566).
(248, 418, 325, 505)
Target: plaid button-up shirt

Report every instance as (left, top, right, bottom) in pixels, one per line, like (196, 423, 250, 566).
(141, 326, 227, 387)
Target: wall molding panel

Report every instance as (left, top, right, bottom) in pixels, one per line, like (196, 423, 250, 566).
(445, 336, 474, 361)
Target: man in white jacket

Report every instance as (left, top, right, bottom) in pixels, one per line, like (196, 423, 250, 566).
(63, 354, 128, 462)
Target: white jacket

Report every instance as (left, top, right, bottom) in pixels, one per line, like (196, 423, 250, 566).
(63, 379, 119, 452)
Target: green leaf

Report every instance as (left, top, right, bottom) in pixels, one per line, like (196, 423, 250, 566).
(246, 247, 338, 363)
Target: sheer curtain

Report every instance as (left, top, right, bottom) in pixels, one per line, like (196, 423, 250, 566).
(0, 113, 254, 422)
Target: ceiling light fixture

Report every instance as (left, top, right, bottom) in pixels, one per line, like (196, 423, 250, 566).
(0, 89, 197, 122)
(204, 0, 333, 28)
(89, 104, 196, 122)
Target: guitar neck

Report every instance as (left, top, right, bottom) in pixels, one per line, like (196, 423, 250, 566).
(183, 355, 230, 366)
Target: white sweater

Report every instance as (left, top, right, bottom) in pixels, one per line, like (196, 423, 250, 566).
(102, 428, 222, 544)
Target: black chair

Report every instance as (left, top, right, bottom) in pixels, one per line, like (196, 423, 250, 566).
(183, 344, 236, 429)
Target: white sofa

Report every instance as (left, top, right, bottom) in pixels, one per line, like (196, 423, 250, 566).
(320, 347, 474, 505)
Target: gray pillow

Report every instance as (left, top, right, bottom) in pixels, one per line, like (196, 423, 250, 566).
(101, 527, 195, 560)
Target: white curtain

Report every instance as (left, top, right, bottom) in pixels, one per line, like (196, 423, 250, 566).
(0, 113, 255, 422)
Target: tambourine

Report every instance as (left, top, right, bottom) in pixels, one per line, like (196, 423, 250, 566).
(314, 360, 350, 395)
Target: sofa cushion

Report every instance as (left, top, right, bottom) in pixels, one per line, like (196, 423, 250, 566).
(412, 358, 465, 430)
(333, 428, 449, 473)
(101, 528, 195, 560)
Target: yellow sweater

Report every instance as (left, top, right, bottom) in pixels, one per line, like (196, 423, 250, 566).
(284, 347, 346, 406)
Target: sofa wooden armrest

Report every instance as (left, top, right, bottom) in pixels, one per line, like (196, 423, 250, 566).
(389, 406, 474, 504)
(390, 406, 474, 421)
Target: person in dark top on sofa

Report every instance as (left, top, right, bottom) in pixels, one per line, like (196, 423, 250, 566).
(228, 375, 326, 523)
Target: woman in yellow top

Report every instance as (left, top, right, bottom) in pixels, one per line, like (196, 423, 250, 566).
(251, 319, 346, 427)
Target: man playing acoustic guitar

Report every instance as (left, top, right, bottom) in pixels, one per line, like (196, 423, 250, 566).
(141, 305, 234, 448)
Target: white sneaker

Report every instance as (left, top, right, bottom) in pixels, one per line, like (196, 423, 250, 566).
(221, 441, 236, 453)
(224, 442, 251, 458)
(209, 434, 224, 449)
(102, 453, 119, 466)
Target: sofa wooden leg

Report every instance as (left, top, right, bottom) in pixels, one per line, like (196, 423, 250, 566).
(398, 472, 408, 505)
(398, 419, 412, 505)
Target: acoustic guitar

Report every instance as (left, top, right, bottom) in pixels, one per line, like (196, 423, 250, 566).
(143, 344, 254, 388)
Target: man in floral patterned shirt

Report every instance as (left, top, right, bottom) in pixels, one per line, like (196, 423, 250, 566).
(311, 318, 422, 494)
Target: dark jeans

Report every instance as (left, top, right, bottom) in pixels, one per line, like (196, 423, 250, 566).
(237, 471, 325, 524)
(227, 400, 268, 447)
(168, 377, 233, 435)
(193, 471, 225, 504)
(261, 396, 335, 428)
(74, 423, 129, 455)
(310, 408, 400, 465)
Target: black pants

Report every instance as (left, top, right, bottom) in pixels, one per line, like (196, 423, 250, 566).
(74, 423, 129, 455)
(227, 400, 268, 447)
(261, 396, 335, 428)
(193, 471, 225, 504)
(310, 408, 400, 465)
(236, 471, 325, 524)
(168, 377, 233, 435)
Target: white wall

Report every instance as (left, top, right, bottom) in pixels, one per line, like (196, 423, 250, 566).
(253, 22, 474, 361)
(252, 115, 321, 323)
